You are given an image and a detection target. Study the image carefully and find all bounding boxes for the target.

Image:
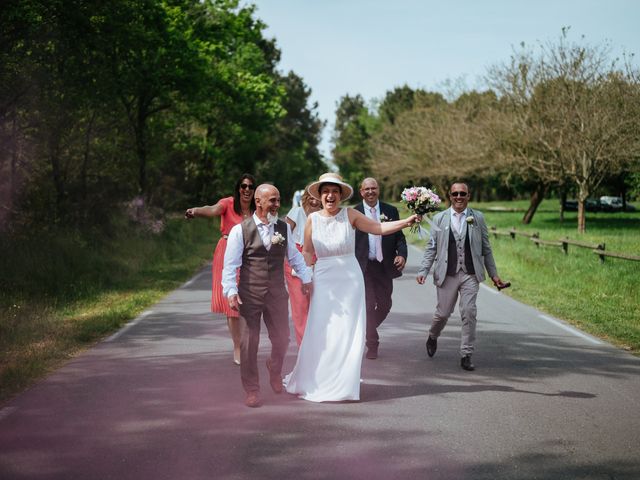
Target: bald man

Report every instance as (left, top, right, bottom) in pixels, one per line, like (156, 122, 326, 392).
(223, 184, 312, 407)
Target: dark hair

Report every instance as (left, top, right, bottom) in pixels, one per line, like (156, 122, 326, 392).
(319, 182, 341, 195)
(233, 173, 257, 215)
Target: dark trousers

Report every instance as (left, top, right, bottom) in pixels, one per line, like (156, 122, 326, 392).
(238, 291, 290, 393)
(364, 260, 394, 349)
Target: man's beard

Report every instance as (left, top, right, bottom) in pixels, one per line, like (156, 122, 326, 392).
(267, 212, 278, 225)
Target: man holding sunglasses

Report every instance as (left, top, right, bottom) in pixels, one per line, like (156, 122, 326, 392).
(416, 182, 505, 371)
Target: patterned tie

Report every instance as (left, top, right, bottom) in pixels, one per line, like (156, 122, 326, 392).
(371, 207, 383, 262)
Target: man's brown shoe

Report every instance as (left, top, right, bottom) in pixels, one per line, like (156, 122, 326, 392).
(245, 392, 262, 408)
(266, 358, 283, 394)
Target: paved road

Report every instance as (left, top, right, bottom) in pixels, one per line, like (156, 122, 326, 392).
(1, 246, 639, 480)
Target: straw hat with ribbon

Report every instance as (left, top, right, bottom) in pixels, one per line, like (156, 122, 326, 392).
(307, 172, 354, 201)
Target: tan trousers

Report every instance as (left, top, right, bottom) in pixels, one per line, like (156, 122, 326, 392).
(429, 271, 479, 357)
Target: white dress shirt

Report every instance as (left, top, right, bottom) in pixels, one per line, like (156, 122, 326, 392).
(364, 201, 382, 261)
(450, 208, 468, 235)
(222, 214, 312, 297)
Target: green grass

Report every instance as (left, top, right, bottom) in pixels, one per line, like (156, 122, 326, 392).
(404, 199, 640, 353)
(0, 215, 216, 403)
(2, 200, 639, 403)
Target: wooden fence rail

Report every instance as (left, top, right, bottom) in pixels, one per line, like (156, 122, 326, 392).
(530, 237, 563, 248)
(593, 250, 640, 263)
(490, 226, 637, 264)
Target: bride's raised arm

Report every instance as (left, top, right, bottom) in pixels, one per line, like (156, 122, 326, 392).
(347, 208, 419, 236)
(302, 216, 316, 266)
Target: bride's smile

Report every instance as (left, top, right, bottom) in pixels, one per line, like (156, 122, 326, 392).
(321, 185, 342, 214)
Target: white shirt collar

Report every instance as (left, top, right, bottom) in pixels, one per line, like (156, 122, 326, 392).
(253, 213, 270, 228)
(363, 201, 380, 213)
(451, 207, 468, 218)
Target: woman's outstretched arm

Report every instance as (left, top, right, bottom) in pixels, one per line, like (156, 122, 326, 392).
(347, 208, 419, 235)
(185, 200, 225, 219)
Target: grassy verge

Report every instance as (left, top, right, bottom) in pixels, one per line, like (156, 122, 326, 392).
(0, 215, 216, 403)
(403, 199, 640, 353)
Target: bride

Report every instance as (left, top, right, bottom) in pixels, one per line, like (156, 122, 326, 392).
(283, 173, 419, 402)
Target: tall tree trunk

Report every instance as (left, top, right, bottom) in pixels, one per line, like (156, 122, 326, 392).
(522, 182, 547, 224)
(135, 114, 147, 195)
(49, 135, 65, 222)
(559, 187, 567, 223)
(10, 112, 18, 209)
(577, 182, 588, 234)
(80, 112, 96, 203)
(577, 200, 586, 233)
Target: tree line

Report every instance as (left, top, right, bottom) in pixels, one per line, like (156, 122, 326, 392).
(332, 29, 640, 233)
(0, 0, 326, 232)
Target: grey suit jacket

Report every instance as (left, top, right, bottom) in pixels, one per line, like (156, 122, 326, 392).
(417, 207, 498, 287)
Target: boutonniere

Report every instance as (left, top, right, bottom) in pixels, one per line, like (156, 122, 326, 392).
(466, 216, 475, 225)
(271, 232, 286, 246)
(379, 213, 389, 223)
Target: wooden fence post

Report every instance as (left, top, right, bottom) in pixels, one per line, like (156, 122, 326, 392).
(597, 243, 606, 263)
(562, 237, 569, 255)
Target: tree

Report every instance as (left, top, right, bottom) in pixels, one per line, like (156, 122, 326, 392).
(487, 29, 640, 232)
(331, 94, 375, 189)
(256, 71, 326, 201)
(369, 91, 501, 199)
(0, 0, 330, 232)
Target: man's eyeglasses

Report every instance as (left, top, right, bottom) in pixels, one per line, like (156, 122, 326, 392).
(450, 191, 468, 197)
(240, 184, 255, 190)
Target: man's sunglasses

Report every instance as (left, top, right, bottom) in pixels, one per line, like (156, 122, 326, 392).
(240, 184, 255, 190)
(450, 191, 468, 197)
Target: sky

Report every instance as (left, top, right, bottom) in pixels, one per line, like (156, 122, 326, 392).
(249, 0, 640, 161)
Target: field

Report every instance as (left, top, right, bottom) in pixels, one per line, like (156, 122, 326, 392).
(404, 199, 640, 353)
(0, 216, 215, 403)
(1, 199, 638, 404)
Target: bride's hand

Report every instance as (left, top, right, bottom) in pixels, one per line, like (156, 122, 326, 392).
(406, 214, 421, 227)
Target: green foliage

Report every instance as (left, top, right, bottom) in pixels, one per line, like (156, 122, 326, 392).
(406, 200, 640, 352)
(0, 0, 324, 231)
(331, 94, 376, 188)
(331, 32, 639, 231)
(0, 214, 215, 401)
(255, 72, 327, 200)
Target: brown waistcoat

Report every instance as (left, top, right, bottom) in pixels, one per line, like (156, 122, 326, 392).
(238, 218, 288, 301)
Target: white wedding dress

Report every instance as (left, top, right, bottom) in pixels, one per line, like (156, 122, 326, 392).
(283, 208, 366, 402)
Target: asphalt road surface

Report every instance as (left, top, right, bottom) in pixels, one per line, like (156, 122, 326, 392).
(1, 245, 639, 480)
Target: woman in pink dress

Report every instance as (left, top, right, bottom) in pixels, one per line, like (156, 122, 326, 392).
(185, 174, 256, 364)
(284, 187, 321, 345)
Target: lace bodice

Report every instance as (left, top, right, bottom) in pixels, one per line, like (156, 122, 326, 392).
(310, 208, 355, 258)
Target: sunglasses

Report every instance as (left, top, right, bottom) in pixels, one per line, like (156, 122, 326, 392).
(239, 184, 255, 190)
(450, 191, 468, 197)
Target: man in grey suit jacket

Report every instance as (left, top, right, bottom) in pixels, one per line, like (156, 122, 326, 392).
(416, 182, 505, 371)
